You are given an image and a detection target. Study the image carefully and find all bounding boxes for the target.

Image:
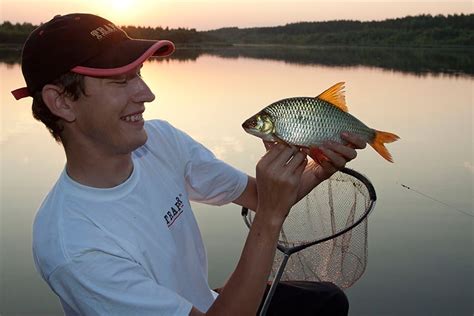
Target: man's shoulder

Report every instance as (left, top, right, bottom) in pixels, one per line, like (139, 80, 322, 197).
(32, 179, 72, 279)
(141, 119, 190, 155)
(32, 177, 113, 280)
(34, 177, 67, 230)
(144, 119, 176, 136)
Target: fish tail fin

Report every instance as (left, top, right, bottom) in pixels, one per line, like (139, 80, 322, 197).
(369, 130, 400, 163)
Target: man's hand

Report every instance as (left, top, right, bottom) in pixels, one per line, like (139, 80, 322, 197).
(263, 132, 367, 203)
(304, 132, 367, 182)
(232, 132, 366, 214)
(256, 143, 308, 224)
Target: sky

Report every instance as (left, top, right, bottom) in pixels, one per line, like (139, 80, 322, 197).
(1, 0, 472, 30)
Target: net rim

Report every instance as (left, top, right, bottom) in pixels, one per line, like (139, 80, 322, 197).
(241, 167, 377, 255)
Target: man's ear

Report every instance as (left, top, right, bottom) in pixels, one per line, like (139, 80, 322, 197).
(42, 84, 76, 123)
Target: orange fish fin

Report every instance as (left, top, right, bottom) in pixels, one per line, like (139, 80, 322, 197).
(308, 146, 328, 164)
(369, 130, 400, 163)
(316, 82, 348, 112)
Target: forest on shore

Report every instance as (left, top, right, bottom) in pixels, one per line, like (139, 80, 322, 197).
(1, 14, 473, 48)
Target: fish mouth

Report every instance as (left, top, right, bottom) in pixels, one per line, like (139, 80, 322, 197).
(242, 116, 277, 142)
(242, 117, 256, 131)
(242, 118, 262, 138)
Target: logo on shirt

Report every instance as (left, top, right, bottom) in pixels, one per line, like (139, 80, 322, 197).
(164, 194, 185, 228)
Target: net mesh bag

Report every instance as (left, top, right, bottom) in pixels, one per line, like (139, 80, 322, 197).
(244, 169, 375, 289)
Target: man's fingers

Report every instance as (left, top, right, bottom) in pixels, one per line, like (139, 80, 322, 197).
(261, 133, 364, 174)
(263, 140, 278, 151)
(285, 150, 307, 171)
(260, 143, 286, 166)
(294, 157, 308, 176)
(319, 147, 346, 169)
(273, 145, 300, 167)
(324, 141, 357, 161)
(317, 157, 338, 175)
(341, 132, 367, 149)
(260, 144, 300, 171)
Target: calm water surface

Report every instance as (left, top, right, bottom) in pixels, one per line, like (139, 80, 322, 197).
(1, 52, 472, 315)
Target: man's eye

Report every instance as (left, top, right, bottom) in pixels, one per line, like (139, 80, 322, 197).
(111, 77, 128, 84)
(112, 72, 140, 84)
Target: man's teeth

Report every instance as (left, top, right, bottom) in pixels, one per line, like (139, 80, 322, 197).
(121, 113, 143, 122)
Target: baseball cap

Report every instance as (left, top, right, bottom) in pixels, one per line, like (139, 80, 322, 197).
(11, 13, 175, 100)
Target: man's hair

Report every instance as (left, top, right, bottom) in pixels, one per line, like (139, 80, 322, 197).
(32, 72, 86, 142)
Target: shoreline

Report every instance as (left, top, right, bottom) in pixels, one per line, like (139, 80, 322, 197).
(2, 42, 474, 51)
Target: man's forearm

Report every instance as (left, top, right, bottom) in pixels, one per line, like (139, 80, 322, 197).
(233, 176, 258, 211)
(233, 173, 323, 214)
(191, 144, 307, 316)
(205, 210, 282, 316)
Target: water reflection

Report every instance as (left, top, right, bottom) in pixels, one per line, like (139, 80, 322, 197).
(0, 45, 20, 65)
(1, 54, 472, 315)
(2, 45, 473, 77)
(193, 45, 474, 77)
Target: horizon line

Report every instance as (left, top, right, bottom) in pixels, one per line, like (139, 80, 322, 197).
(1, 12, 471, 32)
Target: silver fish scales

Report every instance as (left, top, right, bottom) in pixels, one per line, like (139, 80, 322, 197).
(264, 96, 375, 147)
(242, 82, 399, 162)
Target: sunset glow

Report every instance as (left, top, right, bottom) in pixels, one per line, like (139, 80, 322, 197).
(113, 0, 133, 11)
(1, 0, 472, 30)
(92, 0, 141, 24)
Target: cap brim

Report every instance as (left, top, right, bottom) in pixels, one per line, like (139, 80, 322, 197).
(71, 39, 175, 77)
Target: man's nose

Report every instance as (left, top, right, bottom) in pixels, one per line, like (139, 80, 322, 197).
(131, 77, 155, 103)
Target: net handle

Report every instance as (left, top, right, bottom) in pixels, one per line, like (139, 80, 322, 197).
(241, 167, 377, 255)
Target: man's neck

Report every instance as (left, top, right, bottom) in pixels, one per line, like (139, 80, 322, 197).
(64, 149, 134, 188)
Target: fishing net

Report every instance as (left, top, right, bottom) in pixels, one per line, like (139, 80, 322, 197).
(242, 168, 376, 315)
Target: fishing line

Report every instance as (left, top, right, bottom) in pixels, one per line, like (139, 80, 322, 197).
(400, 183, 473, 217)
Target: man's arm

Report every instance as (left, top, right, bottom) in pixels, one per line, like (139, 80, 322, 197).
(191, 144, 307, 316)
(232, 175, 257, 211)
(189, 134, 367, 315)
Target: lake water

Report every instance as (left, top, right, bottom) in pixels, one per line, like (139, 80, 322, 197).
(1, 47, 472, 315)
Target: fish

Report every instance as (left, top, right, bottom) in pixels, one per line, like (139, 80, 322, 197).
(242, 82, 400, 162)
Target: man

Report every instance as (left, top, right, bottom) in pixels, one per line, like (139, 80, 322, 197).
(12, 13, 366, 315)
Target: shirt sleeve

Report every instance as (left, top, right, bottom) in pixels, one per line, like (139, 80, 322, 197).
(48, 251, 193, 316)
(144, 120, 248, 206)
(179, 130, 248, 206)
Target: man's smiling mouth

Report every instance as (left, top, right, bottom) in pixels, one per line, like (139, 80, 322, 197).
(120, 113, 143, 122)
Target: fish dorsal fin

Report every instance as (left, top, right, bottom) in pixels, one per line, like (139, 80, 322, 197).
(316, 82, 348, 112)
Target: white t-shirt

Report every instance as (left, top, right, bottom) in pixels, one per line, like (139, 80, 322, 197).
(32, 120, 248, 315)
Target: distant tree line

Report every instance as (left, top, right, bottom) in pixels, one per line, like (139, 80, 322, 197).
(0, 21, 223, 46)
(0, 21, 36, 44)
(1, 14, 473, 47)
(121, 26, 223, 45)
(206, 14, 474, 47)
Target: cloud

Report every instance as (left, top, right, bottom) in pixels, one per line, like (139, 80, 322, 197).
(463, 161, 474, 174)
(210, 136, 244, 160)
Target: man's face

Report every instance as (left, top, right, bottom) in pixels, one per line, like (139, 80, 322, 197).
(69, 65, 155, 156)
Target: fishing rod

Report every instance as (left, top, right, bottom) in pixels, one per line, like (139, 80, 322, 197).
(400, 183, 473, 217)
